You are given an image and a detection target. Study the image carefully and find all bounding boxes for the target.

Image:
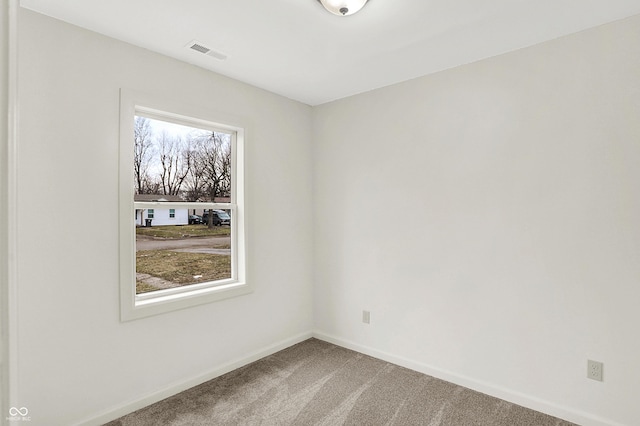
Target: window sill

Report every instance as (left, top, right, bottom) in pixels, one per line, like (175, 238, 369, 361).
(121, 280, 252, 321)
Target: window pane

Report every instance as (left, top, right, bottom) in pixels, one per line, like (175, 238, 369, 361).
(135, 223, 231, 294)
(133, 115, 234, 295)
(133, 115, 232, 203)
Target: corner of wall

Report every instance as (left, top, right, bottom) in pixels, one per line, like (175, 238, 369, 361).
(1, 1, 19, 425)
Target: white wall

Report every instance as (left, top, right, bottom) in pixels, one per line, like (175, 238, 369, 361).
(313, 14, 640, 426)
(16, 8, 313, 425)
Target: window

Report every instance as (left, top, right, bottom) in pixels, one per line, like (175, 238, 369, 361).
(119, 89, 248, 321)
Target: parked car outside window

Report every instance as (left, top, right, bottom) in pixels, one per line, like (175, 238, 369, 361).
(188, 215, 202, 224)
(202, 210, 231, 226)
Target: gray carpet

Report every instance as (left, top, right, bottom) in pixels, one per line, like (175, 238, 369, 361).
(106, 338, 576, 425)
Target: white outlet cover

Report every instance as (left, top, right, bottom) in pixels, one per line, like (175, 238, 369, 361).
(587, 360, 603, 381)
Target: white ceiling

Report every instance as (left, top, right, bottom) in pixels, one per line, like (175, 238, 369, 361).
(20, 0, 640, 106)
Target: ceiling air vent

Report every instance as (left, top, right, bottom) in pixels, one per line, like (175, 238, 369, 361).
(185, 40, 227, 60)
(189, 42, 210, 54)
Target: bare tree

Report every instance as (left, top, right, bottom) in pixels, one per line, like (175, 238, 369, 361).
(133, 116, 154, 194)
(199, 132, 232, 227)
(183, 137, 207, 202)
(156, 132, 192, 196)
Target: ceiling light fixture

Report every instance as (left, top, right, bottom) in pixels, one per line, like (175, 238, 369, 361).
(316, 0, 370, 16)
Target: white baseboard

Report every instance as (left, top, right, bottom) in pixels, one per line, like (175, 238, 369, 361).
(76, 331, 313, 426)
(312, 330, 623, 426)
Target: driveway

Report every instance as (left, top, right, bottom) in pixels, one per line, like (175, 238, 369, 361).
(136, 236, 231, 255)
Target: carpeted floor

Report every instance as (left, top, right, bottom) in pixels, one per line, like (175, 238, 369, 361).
(106, 338, 576, 425)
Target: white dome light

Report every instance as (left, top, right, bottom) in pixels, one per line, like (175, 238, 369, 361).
(317, 0, 370, 16)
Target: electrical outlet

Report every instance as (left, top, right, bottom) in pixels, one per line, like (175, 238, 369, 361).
(362, 310, 370, 324)
(587, 360, 603, 381)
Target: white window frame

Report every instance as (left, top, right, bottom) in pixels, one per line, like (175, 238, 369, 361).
(119, 89, 249, 321)
(169, 208, 175, 218)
